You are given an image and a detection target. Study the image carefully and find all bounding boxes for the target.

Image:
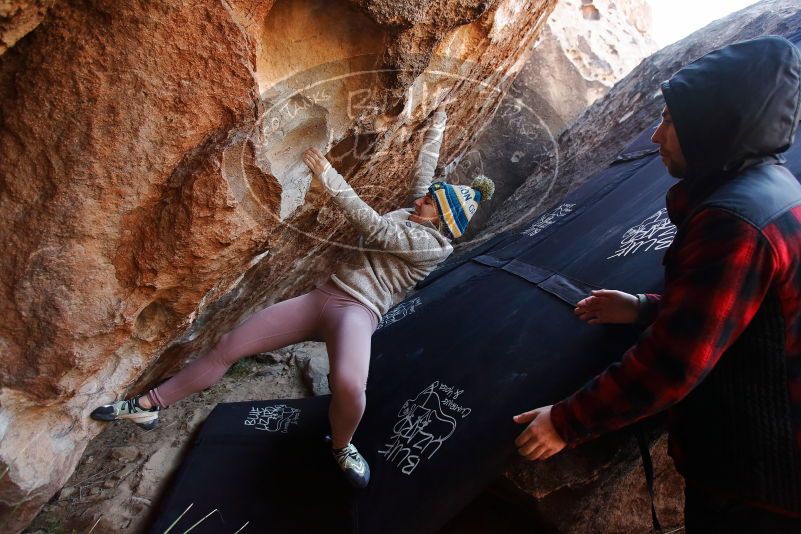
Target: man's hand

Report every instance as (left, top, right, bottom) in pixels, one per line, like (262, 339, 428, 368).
(513, 405, 566, 461)
(303, 147, 331, 178)
(574, 289, 639, 325)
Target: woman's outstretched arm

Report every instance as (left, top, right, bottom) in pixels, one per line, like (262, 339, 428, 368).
(303, 148, 443, 258)
(407, 106, 448, 203)
(303, 147, 385, 234)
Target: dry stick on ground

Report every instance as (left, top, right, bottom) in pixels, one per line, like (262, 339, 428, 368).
(66, 466, 125, 512)
(74, 466, 124, 488)
(86, 516, 103, 534)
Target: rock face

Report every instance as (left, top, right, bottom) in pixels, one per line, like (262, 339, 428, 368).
(0, 0, 50, 55)
(0, 0, 558, 530)
(486, 0, 801, 236)
(533, 0, 656, 129)
(453, 0, 656, 241)
(505, 431, 685, 533)
(26, 345, 316, 534)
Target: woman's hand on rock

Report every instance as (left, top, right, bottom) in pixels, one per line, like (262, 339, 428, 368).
(574, 289, 638, 325)
(303, 147, 331, 178)
(434, 86, 451, 111)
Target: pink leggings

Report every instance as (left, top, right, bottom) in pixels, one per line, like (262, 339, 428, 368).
(146, 280, 379, 448)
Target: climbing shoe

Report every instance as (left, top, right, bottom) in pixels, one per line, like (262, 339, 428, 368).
(90, 395, 160, 430)
(332, 443, 370, 489)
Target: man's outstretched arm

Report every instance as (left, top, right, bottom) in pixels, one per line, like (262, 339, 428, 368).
(517, 208, 776, 458)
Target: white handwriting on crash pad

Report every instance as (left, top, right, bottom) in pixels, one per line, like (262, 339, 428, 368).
(607, 208, 676, 260)
(378, 380, 470, 475)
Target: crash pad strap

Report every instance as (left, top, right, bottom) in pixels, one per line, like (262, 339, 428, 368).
(636, 428, 664, 534)
(538, 274, 597, 307)
(472, 255, 598, 306)
(473, 254, 508, 268)
(501, 259, 552, 284)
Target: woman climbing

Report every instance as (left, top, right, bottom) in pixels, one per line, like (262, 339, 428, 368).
(90, 103, 495, 488)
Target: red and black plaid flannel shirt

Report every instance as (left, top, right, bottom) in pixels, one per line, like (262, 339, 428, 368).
(550, 178, 801, 469)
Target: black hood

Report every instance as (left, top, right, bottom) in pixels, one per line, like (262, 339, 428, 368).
(661, 35, 801, 181)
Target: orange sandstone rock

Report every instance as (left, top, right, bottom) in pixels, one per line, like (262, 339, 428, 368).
(0, 0, 557, 530)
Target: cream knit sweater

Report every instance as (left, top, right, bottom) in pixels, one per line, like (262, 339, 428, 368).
(319, 111, 452, 318)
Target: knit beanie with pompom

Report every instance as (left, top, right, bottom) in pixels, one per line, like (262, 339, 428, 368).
(428, 174, 495, 239)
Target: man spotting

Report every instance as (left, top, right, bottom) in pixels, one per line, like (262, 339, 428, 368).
(514, 36, 801, 532)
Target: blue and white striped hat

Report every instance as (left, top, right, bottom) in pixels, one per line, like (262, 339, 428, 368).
(428, 175, 495, 239)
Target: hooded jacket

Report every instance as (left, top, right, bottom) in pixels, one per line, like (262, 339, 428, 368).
(550, 35, 801, 514)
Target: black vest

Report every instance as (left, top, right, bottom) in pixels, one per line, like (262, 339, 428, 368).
(669, 163, 801, 513)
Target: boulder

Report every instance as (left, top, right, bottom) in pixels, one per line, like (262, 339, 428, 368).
(506, 432, 685, 533)
(454, 0, 657, 240)
(294, 342, 331, 396)
(533, 0, 657, 128)
(0, 0, 559, 530)
(486, 0, 801, 235)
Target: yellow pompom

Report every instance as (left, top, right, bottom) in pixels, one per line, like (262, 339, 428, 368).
(471, 175, 495, 202)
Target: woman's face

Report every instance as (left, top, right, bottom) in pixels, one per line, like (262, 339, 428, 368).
(413, 194, 439, 220)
